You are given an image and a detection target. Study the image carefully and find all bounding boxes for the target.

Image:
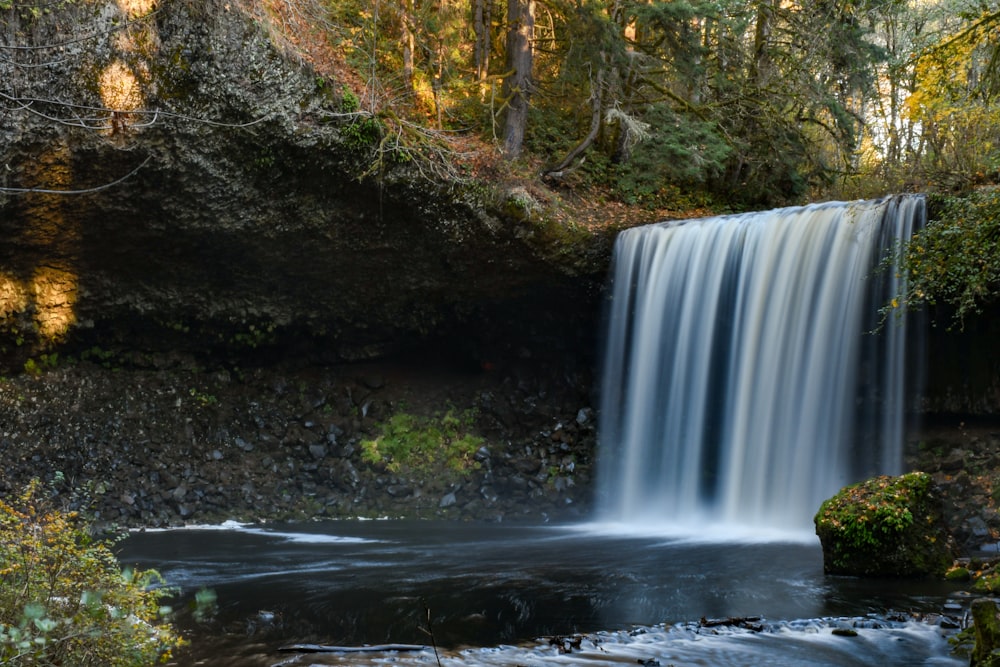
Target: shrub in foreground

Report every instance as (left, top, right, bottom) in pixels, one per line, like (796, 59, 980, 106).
(0, 480, 185, 666)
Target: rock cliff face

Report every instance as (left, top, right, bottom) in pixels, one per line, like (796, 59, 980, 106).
(2, 0, 999, 532)
(0, 0, 609, 371)
(0, 0, 608, 526)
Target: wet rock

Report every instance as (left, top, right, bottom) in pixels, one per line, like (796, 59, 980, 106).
(941, 449, 967, 472)
(386, 484, 411, 498)
(971, 598, 1000, 667)
(969, 516, 993, 540)
(514, 458, 540, 475)
(815, 472, 957, 577)
(360, 375, 386, 390)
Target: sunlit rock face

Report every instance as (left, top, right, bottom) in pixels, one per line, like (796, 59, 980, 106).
(0, 0, 604, 370)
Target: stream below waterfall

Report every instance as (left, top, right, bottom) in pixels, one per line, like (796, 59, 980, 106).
(120, 520, 968, 666)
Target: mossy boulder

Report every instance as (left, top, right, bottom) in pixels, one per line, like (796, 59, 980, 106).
(971, 597, 1000, 667)
(814, 472, 956, 577)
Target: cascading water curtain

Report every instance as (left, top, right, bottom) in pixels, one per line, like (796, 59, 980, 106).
(596, 195, 925, 532)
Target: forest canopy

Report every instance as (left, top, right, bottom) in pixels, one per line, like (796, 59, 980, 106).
(2, 0, 999, 315)
(1, 0, 998, 208)
(315, 0, 1000, 209)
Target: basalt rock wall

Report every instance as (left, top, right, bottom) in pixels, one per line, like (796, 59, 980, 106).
(921, 312, 1000, 416)
(0, 0, 609, 372)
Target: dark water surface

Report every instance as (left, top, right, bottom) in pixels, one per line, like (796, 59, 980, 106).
(119, 520, 967, 666)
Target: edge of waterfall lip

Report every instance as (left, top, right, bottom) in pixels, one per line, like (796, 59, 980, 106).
(647, 195, 905, 231)
(564, 520, 819, 545)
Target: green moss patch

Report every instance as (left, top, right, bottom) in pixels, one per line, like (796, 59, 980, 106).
(361, 409, 484, 481)
(814, 472, 956, 577)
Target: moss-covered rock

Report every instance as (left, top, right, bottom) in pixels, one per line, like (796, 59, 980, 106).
(972, 597, 1000, 667)
(814, 472, 957, 577)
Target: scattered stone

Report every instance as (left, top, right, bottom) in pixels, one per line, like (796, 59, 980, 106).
(360, 375, 385, 390)
(0, 359, 594, 527)
(831, 627, 858, 637)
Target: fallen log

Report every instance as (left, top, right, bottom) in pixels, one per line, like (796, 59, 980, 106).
(699, 616, 763, 631)
(277, 643, 428, 653)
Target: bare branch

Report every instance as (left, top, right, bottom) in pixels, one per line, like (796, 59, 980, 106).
(0, 155, 153, 195)
(0, 91, 274, 129)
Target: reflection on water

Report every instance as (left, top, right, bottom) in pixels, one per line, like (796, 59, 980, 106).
(118, 521, 967, 666)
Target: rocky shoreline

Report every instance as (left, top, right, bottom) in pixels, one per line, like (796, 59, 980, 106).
(0, 351, 597, 529)
(908, 420, 1000, 553)
(1, 351, 998, 555)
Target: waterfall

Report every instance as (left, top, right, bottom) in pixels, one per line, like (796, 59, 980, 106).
(596, 195, 924, 533)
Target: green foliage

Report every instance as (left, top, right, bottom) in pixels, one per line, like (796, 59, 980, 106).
(341, 114, 383, 152)
(892, 189, 1000, 326)
(78, 346, 117, 368)
(3, 0, 76, 19)
(814, 472, 926, 567)
(0, 480, 185, 666)
(973, 572, 1000, 593)
(611, 104, 730, 208)
(361, 409, 483, 479)
(188, 387, 217, 407)
(191, 588, 218, 623)
(22, 353, 58, 376)
(904, 11, 1000, 190)
(949, 625, 977, 659)
(340, 87, 360, 113)
(229, 322, 277, 349)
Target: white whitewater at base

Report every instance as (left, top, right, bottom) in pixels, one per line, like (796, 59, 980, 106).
(596, 196, 924, 531)
(268, 618, 962, 667)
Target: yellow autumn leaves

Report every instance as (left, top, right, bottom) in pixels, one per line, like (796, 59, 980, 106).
(0, 479, 185, 666)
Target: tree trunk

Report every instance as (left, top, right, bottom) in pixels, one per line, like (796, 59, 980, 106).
(473, 0, 492, 83)
(501, 0, 534, 159)
(544, 67, 605, 176)
(401, 0, 415, 97)
(750, 0, 778, 90)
